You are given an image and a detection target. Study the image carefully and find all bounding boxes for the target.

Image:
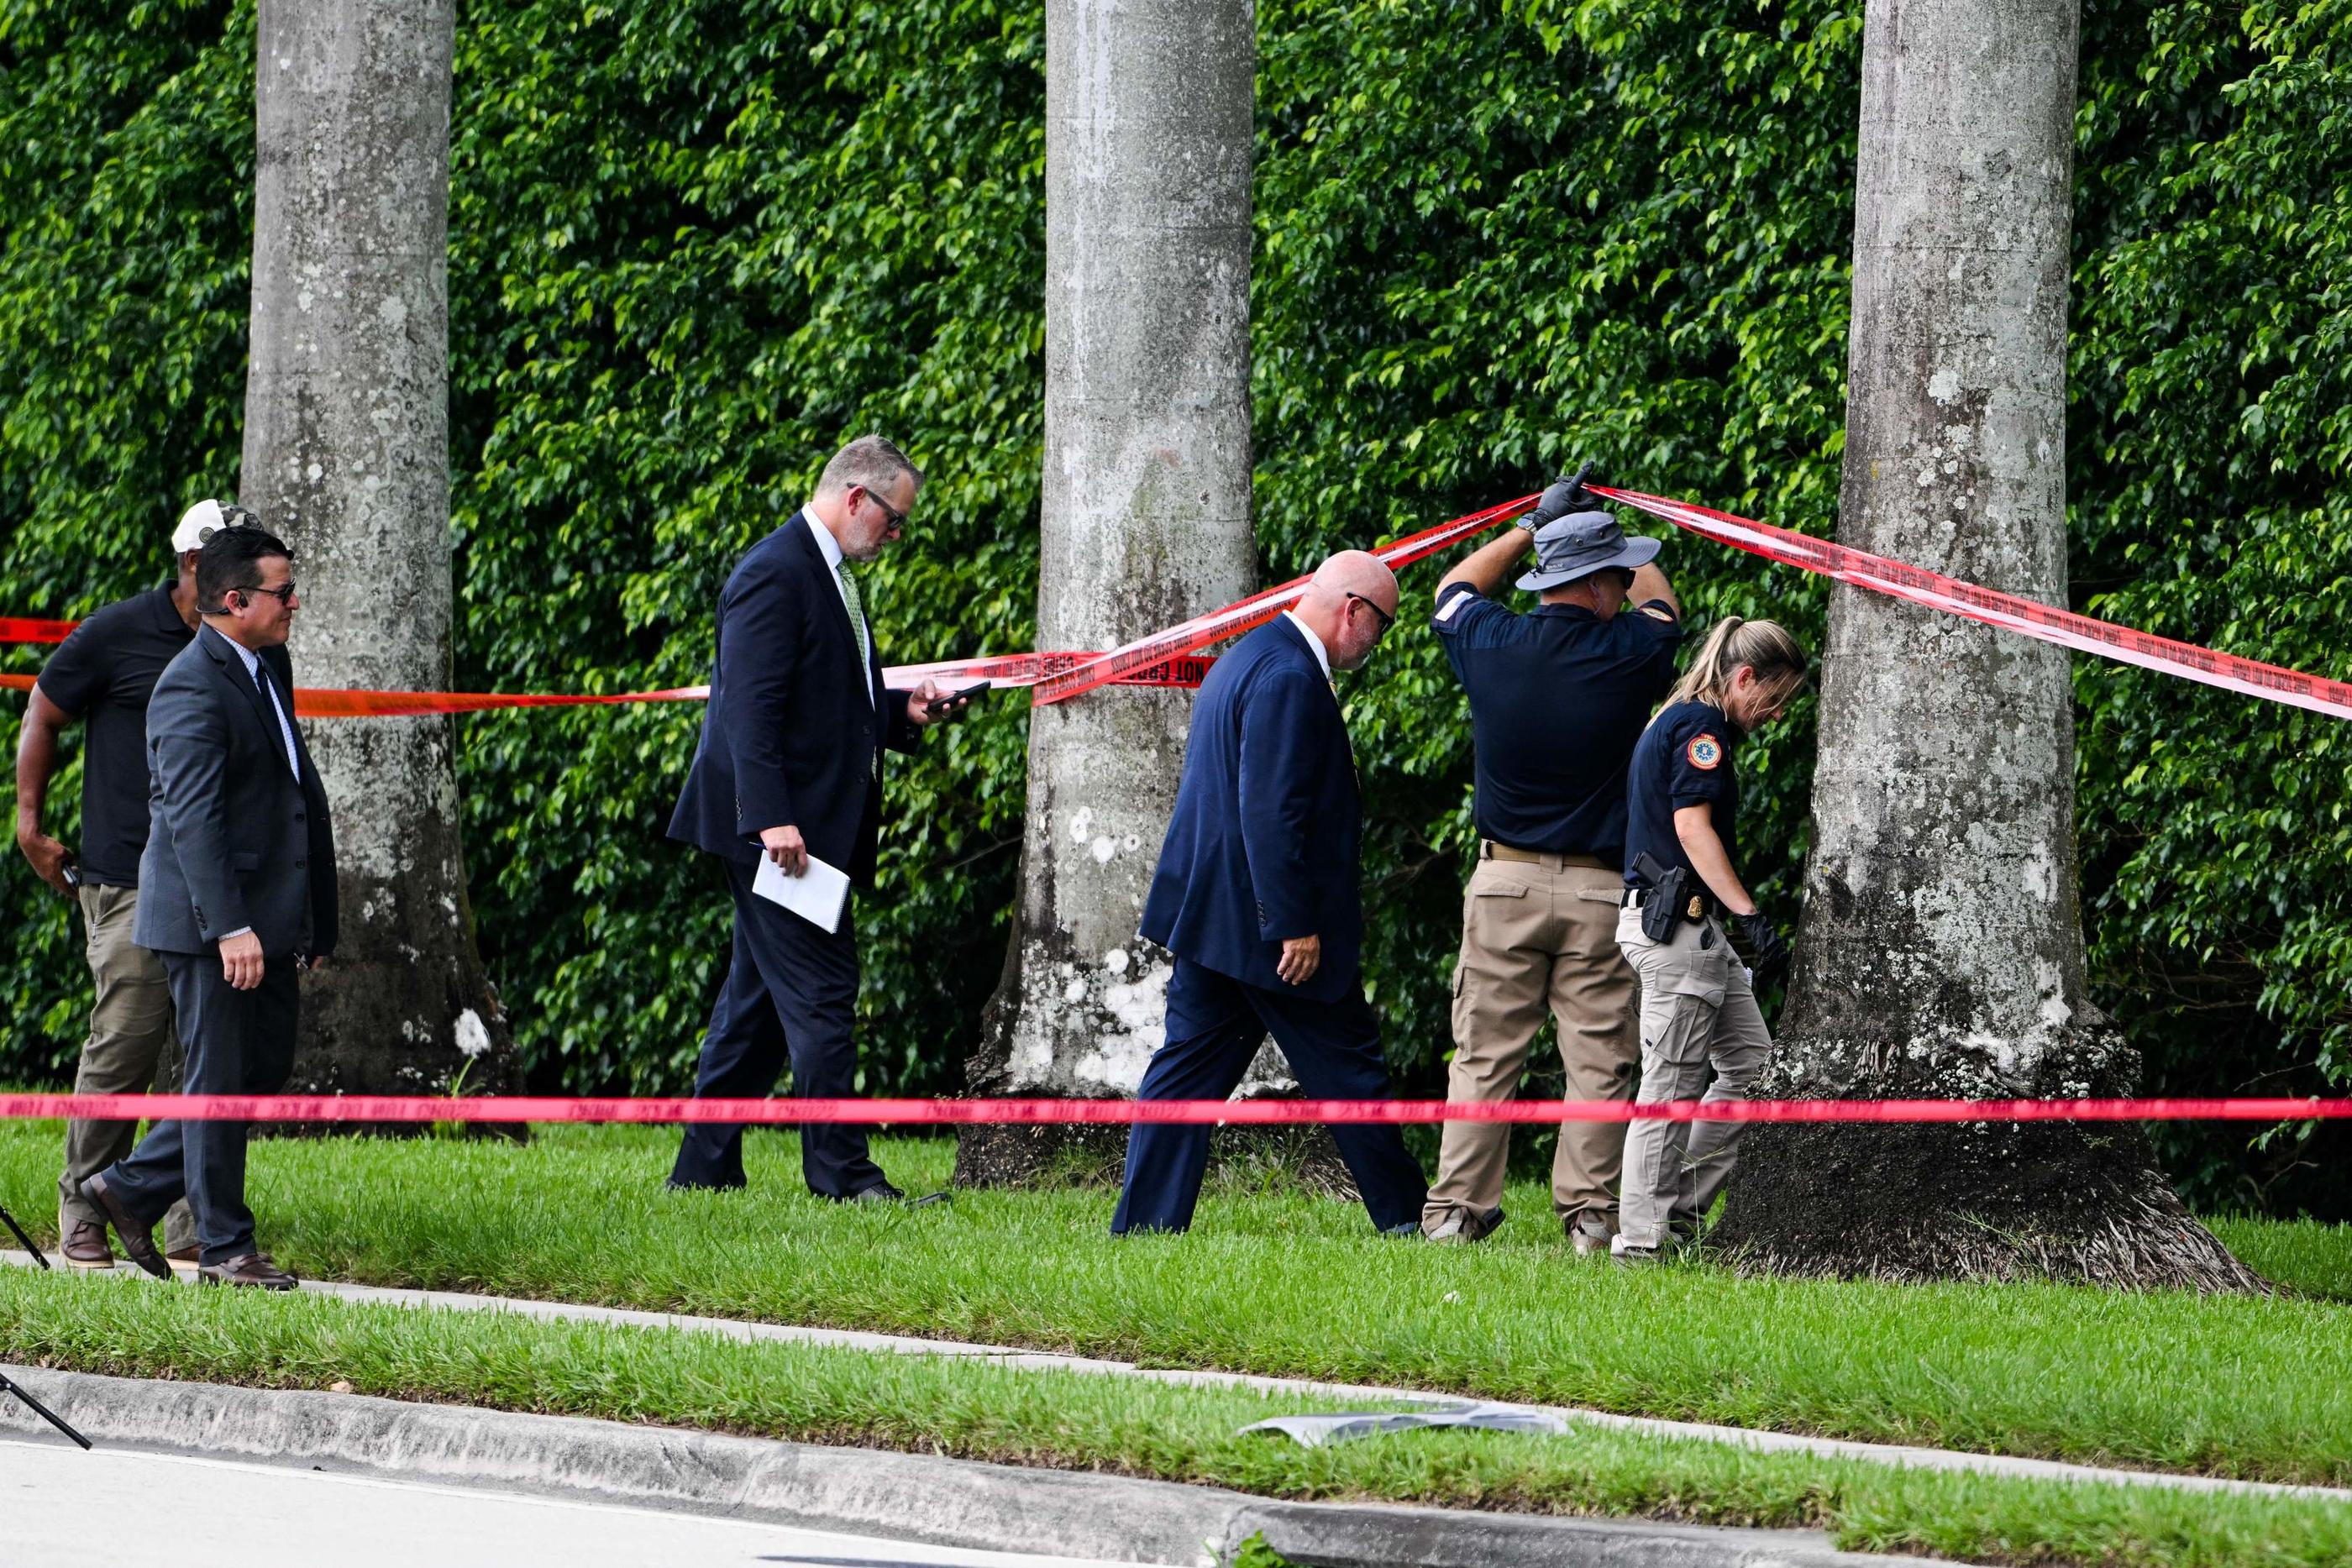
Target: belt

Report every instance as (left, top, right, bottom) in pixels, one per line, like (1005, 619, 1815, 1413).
(1478, 841, 1613, 871)
(1622, 884, 1722, 920)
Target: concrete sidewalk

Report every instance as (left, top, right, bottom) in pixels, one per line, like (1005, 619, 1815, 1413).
(6, 1248, 2342, 1506)
(0, 1365, 1947, 1568)
(0, 1431, 1134, 1568)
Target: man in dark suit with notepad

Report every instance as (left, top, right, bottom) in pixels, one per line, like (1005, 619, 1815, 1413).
(1111, 550, 1430, 1235)
(667, 436, 966, 1200)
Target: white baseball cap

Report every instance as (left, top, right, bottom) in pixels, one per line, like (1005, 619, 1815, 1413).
(171, 498, 256, 554)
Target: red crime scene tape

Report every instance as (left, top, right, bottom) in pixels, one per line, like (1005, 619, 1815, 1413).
(8, 487, 2352, 1129)
(0, 618, 75, 644)
(13, 484, 2345, 721)
(4, 656, 1216, 715)
(1593, 486, 2352, 722)
(1, 1093, 2346, 1125)
(1027, 496, 1536, 705)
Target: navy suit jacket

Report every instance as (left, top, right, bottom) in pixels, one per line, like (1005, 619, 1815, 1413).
(669, 512, 918, 886)
(133, 625, 337, 957)
(1138, 616, 1363, 1003)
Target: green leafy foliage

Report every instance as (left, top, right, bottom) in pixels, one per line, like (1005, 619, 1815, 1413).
(2, 0, 2346, 1212)
(2071, 0, 2352, 1211)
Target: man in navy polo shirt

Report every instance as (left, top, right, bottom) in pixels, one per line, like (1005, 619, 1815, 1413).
(1420, 479, 1682, 1253)
(13, 500, 255, 1269)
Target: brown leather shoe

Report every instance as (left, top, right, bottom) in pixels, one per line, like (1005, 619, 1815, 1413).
(60, 1219, 115, 1270)
(165, 1243, 202, 1274)
(197, 1253, 297, 1290)
(79, 1173, 167, 1279)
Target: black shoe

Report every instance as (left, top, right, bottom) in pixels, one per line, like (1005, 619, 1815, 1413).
(197, 1252, 298, 1290)
(79, 1173, 167, 1280)
(837, 1181, 906, 1204)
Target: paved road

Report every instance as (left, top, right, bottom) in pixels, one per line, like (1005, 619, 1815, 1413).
(0, 1436, 1148, 1568)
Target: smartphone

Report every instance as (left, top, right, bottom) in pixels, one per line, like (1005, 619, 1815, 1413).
(60, 863, 81, 891)
(925, 679, 990, 716)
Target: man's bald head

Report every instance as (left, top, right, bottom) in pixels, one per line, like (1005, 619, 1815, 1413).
(1295, 549, 1399, 672)
(1304, 549, 1398, 612)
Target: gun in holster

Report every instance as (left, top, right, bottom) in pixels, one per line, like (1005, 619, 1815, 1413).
(1632, 851, 1711, 944)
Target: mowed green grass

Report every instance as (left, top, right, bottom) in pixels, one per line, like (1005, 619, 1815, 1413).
(4, 1121, 2347, 1487)
(3, 1264, 2349, 1568)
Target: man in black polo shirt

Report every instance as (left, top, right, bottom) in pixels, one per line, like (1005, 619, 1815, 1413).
(13, 499, 257, 1268)
(1420, 483, 1682, 1252)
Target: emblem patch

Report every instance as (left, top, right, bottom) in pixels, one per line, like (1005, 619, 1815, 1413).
(1686, 734, 1723, 770)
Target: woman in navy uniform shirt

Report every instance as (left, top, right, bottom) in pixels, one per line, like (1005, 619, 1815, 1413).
(1613, 616, 1807, 1262)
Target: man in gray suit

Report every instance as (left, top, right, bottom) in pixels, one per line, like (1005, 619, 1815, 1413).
(81, 524, 337, 1289)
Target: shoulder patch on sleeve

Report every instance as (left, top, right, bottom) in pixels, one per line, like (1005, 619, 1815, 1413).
(1433, 589, 1475, 625)
(1686, 733, 1723, 771)
(1639, 604, 1677, 622)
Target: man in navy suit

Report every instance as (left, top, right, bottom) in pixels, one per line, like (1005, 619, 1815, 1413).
(667, 436, 968, 1200)
(1113, 550, 1429, 1235)
(81, 523, 337, 1289)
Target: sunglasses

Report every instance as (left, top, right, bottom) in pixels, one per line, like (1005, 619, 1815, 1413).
(194, 504, 263, 548)
(858, 486, 907, 532)
(1347, 592, 1396, 633)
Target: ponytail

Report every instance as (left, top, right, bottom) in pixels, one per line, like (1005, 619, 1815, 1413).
(1657, 616, 1808, 719)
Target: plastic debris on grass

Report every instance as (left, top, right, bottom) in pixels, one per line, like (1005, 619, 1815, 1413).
(1241, 1403, 1572, 1447)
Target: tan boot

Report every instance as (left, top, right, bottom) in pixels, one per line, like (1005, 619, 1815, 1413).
(1566, 1210, 1615, 1256)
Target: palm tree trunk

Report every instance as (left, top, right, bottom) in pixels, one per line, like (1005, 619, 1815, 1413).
(239, 0, 519, 1101)
(1713, 0, 2259, 1290)
(958, 0, 1260, 1183)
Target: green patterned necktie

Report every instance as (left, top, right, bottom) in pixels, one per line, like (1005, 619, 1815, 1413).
(837, 563, 870, 664)
(838, 562, 879, 779)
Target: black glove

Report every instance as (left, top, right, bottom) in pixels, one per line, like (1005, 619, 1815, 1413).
(1522, 461, 1599, 531)
(1735, 910, 1790, 983)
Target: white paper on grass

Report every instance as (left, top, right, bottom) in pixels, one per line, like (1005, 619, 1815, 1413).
(751, 850, 851, 933)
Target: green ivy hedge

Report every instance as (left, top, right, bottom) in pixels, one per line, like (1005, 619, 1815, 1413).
(4, 0, 2345, 1214)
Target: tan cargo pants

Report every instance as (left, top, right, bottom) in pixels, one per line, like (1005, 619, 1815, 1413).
(60, 883, 197, 1254)
(1423, 849, 1639, 1233)
(1614, 905, 1771, 1250)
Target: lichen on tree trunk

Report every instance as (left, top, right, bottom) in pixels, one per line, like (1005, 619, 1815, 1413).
(958, 0, 1262, 1187)
(237, 0, 519, 1104)
(1712, 0, 2258, 1291)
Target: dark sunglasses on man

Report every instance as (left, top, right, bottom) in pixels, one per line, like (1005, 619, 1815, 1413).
(856, 485, 907, 532)
(1347, 591, 1395, 636)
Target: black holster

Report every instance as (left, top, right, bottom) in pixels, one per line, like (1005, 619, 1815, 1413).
(1633, 851, 1699, 943)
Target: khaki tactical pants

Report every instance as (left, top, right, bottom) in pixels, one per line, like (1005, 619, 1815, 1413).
(60, 883, 197, 1254)
(1424, 850, 1639, 1233)
(1614, 905, 1771, 1250)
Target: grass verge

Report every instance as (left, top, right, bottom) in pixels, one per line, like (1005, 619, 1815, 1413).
(3, 1122, 2347, 1488)
(3, 1266, 2349, 1568)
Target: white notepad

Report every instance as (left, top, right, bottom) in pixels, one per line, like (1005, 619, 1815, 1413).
(751, 850, 851, 933)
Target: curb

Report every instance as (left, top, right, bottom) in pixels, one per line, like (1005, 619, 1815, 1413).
(8, 1251, 2337, 1505)
(0, 1366, 1950, 1568)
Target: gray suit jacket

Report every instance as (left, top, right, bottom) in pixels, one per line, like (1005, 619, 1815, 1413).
(132, 624, 338, 957)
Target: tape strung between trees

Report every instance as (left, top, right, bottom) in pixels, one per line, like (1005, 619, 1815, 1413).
(8, 486, 2350, 1130)
(7, 482, 2347, 724)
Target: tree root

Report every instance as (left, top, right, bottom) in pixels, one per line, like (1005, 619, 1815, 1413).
(1712, 1120, 2269, 1294)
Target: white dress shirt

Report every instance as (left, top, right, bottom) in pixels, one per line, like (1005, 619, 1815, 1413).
(1282, 609, 1334, 681)
(223, 635, 300, 781)
(218, 633, 300, 943)
(805, 509, 874, 707)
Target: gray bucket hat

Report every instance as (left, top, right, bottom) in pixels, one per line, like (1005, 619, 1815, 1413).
(1515, 510, 1662, 592)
